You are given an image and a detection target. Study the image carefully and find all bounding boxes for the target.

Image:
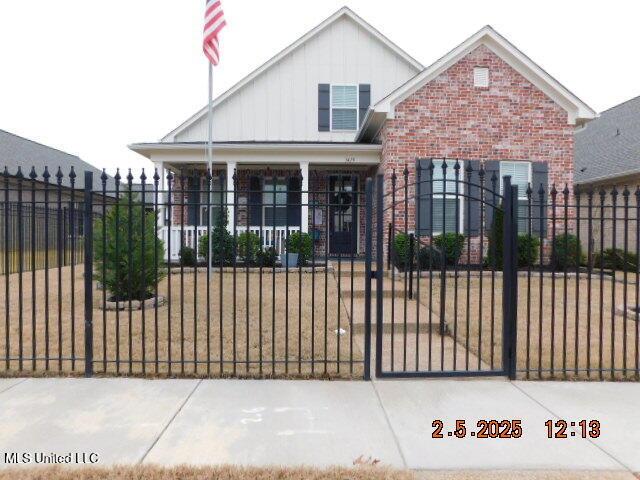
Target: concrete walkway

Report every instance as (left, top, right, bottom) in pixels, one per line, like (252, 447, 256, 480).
(0, 377, 638, 475)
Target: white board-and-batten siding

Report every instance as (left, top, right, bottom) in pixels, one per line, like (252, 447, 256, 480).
(172, 15, 419, 143)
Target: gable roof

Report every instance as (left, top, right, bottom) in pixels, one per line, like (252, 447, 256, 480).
(0, 129, 115, 191)
(161, 6, 423, 142)
(357, 25, 598, 141)
(575, 96, 640, 184)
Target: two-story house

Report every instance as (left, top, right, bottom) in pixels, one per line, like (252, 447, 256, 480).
(130, 7, 596, 261)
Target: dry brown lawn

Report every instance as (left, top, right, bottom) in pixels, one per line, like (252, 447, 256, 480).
(0, 466, 634, 480)
(0, 266, 363, 378)
(0, 465, 413, 480)
(391, 272, 640, 379)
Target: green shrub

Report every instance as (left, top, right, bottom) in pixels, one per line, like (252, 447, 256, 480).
(487, 207, 504, 267)
(487, 210, 540, 268)
(237, 232, 260, 264)
(552, 233, 584, 270)
(517, 235, 540, 267)
(198, 213, 234, 265)
(392, 233, 412, 270)
(93, 192, 166, 301)
(179, 246, 197, 267)
(434, 233, 465, 266)
(593, 248, 639, 270)
(256, 247, 277, 267)
(287, 231, 313, 266)
(417, 245, 442, 270)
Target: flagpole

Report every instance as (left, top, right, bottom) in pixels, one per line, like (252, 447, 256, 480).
(207, 62, 213, 270)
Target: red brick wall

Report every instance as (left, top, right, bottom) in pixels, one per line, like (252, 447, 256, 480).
(379, 44, 575, 263)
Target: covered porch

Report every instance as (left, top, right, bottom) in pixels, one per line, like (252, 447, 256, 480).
(129, 142, 381, 262)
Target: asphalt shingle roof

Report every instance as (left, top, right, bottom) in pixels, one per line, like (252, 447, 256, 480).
(0, 129, 116, 191)
(575, 96, 640, 184)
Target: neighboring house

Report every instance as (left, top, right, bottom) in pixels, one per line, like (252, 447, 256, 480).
(575, 96, 640, 188)
(130, 6, 596, 260)
(0, 129, 116, 273)
(0, 129, 117, 201)
(575, 96, 640, 252)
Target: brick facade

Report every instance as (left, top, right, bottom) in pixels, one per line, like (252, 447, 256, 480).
(378, 45, 575, 263)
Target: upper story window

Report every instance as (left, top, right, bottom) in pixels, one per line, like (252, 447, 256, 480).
(331, 85, 358, 131)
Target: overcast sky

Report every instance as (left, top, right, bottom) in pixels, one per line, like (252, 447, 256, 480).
(0, 0, 637, 178)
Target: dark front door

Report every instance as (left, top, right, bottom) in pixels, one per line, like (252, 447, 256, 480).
(329, 176, 358, 255)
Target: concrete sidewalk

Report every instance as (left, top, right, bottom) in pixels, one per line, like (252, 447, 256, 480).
(0, 377, 638, 475)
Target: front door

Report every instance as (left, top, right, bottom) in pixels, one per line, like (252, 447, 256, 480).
(329, 176, 357, 255)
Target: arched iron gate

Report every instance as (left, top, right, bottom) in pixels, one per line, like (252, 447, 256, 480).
(365, 159, 519, 378)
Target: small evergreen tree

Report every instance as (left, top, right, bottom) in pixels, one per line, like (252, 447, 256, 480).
(198, 212, 235, 265)
(94, 191, 166, 301)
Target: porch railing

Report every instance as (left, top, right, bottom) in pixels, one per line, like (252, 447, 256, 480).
(236, 225, 301, 257)
(159, 226, 209, 262)
(159, 225, 301, 262)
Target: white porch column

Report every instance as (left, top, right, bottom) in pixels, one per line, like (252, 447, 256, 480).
(300, 161, 309, 233)
(154, 161, 166, 227)
(226, 161, 236, 233)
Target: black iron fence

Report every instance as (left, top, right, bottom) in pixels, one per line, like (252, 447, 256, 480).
(1, 167, 370, 379)
(1, 162, 640, 382)
(0, 202, 85, 274)
(381, 160, 640, 381)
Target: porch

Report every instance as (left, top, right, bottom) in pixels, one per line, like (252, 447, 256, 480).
(160, 225, 301, 262)
(154, 162, 376, 263)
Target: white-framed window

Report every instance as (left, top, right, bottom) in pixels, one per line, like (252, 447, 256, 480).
(500, 161, 532, 233)
(431, 159, 465, 234)
(331, 85, 358, 131)
(263, 177, 288, 226)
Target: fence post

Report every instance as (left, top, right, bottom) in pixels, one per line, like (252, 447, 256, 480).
(83, 171, 94, 377)
(375, 174, 384, 377)
(502, 177, 518, 380)
(364, 178, 373, 380)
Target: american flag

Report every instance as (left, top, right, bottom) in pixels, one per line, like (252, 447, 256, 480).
(203, 0, 226, 65)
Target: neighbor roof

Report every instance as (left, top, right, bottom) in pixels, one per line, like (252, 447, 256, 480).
(160, 6, 423, 143)
(0, 129, 115, 191)
(575, 96, 640, 184)
(357, 25, 598, 141)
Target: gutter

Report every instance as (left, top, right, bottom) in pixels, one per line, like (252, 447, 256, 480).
(575, 166, 640, 186)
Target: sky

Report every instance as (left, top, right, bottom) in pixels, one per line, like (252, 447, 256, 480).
(0, 0, 638, 178)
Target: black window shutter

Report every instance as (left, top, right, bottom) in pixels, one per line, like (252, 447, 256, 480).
(464, 160, 481, 236)
(287, 176, 301, 226)
(358, 84, 371, 127)
(318, 84, 330, 132)
(483, 160, 501, 233)
(531, 162, 549, 237)
(416, 159, 433, 235)
(249, 176, 262, 226)
(187, 174, 200, 226)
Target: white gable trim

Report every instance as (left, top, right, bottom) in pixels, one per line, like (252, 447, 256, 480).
(359, 25, 597, 139)
(162, 7, 423, 142)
